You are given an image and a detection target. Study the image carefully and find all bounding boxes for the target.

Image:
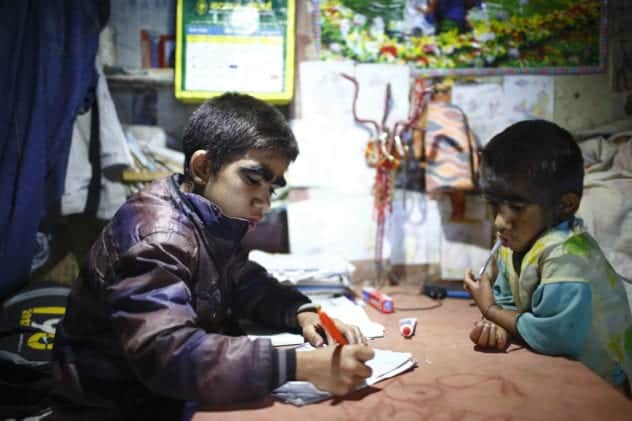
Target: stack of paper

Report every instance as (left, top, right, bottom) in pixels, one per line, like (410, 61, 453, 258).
(245, 328, 305, 347)
(272, 344, 417, 406)
(244, 296, 385, 346)
(312, 296, 384, 339)
(249, 250, 355, 286)
(250, 250, 357, 299)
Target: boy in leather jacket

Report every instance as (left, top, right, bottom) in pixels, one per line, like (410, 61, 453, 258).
(52, 93, 374, 419)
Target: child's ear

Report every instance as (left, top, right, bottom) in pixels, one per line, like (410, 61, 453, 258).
(189, 150, 211, 186)
(558, 193, 580, 217)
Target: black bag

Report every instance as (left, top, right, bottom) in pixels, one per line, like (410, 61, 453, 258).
(0, 282, 70, 419)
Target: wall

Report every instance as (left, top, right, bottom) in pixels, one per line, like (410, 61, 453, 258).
(103, 0, 631, 283)
(554, 74, 628, 131)
(106, 0, 631, 140)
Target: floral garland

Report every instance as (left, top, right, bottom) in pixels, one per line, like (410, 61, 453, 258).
(320, 0, 601, 69)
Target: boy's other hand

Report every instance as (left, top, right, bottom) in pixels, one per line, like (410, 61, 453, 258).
(295, 344, 374, 396)
(469, 319, 510, 351)
(463, 269, 495, 312)
(297, 312, 367, 347)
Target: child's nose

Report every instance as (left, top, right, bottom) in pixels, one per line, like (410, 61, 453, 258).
(494, 205, 513, 230)
(254, 187, 271, 210)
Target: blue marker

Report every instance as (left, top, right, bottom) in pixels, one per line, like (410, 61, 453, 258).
(423, 284, 470, 299)
(446, 289, 471, 299)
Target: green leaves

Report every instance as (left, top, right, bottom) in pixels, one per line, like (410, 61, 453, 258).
(341, 0, 406, 21)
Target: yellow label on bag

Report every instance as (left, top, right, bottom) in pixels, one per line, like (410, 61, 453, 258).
(19, 306, 66, 351)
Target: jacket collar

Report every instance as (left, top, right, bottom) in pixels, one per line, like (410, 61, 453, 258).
(171, 174, 250, 243)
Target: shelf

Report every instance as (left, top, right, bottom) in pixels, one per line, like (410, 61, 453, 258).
(106, 68, 174, 89)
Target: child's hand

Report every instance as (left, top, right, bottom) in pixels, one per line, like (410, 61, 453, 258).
(295, 344, 374, 396)
(463, 269, 495, 314)
(298, 312, 367, 347)
(469, 319, 510, 351)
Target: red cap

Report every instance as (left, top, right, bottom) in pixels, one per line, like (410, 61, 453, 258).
(401, 325, 412, 336)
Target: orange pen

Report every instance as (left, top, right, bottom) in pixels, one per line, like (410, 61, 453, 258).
(317, 307, 348, 345)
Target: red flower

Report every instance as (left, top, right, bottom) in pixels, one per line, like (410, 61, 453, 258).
(416, 56, 429, 66)
(423, 44, 437, 54)
(380, 45, 398, 58)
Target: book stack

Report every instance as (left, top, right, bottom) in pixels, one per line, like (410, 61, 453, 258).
(249, 250, 355, 299)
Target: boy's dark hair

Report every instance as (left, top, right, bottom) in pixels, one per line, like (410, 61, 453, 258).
(181, 93, 299, 178)
(479, 120, 583, 212)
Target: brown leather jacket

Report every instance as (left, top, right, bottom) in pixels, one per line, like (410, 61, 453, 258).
(52, 175, 310, 419)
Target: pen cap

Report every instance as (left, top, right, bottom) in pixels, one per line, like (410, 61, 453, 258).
(399, 318, 417, 337)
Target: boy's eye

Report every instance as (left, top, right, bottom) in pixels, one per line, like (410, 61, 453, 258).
(509, 203, 527, 212)
(487, 200, 526, 214)
(243, 173, 262, 185)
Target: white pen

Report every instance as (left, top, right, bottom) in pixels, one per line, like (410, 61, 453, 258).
(477, 238, 502, 280)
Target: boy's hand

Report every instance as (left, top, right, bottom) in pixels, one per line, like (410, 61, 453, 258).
(295, 344, 374, 396)
(469, 319, 510, 351)
(297, 312, 367, 347)
(463, 269, 495, 313)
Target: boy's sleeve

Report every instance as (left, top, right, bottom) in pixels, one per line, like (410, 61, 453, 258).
(231, 260, 310, 331)
(516, 251, 593, 357)
(107, 232, 295, 405)
(492, 260, 517, 310)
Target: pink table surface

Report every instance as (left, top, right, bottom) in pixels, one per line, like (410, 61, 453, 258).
(194, 284, 632, 421)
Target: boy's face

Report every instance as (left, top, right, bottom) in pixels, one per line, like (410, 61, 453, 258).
(201, 150, 289, 223)
(490, 197, 547, 253)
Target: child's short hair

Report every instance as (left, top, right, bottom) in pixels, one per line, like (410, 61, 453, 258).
(181, 92, 299, 177)
(479, 120, 583, 210)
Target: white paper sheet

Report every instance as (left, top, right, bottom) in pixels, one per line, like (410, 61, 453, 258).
(245, 296, 384, 346)
(248, 250, 356, 284)
(311, 296, 385, 339)
(247, 331, 306, 347)
(503, 75, 554, 122)
(451, 83, 510, 146)
(451, 77, 555, 146)
(299, 60, 356, 124)
(272, 344, 416, 406)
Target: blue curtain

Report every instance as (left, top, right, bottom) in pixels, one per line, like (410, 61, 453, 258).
(0, 1, 107, 298)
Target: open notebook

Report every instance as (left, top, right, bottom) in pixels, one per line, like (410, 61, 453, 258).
(272, 344, 417, 406)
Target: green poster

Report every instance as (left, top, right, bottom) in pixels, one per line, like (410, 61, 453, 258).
(175, 0, 295, 103)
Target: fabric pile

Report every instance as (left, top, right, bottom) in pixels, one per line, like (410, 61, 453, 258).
(577, 125, 632, 313)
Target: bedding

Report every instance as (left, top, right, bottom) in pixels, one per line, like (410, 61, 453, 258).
(576, 126, 632, 313)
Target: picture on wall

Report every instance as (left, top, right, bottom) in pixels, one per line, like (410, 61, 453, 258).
(317, 0, 606, 75)
(175, 0, 296, 103)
